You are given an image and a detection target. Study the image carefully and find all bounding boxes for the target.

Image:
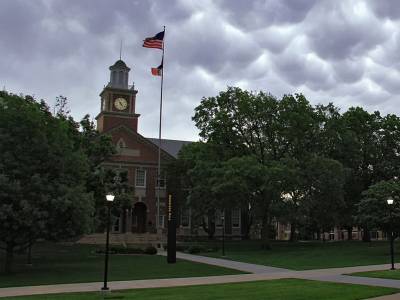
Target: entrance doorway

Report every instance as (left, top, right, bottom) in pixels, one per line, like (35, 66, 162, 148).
(132, 202, 147, 233)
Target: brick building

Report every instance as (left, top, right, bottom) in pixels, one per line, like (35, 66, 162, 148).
(78, 59, 245, 245)
(95, 59, 190, 238)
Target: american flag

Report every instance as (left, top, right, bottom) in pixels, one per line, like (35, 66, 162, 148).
(143, 31, 164, 49)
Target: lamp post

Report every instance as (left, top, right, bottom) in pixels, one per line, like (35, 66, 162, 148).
(221, 211, 225, 257)
(102, 193, 115, 291)
(387, 197, 395, 270)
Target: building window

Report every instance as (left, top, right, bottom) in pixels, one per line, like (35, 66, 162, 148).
(113, 217, 120, 232)
(159, 215, 165, 228)
(156, 173, 167, 189)
(135, 169, 146, 187)
(215, 210, 223, 227)
(232, 208, 240, 228)
(181, 208, 191, 228)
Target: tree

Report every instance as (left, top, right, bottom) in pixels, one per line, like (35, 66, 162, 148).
(0, 91, 93, 273)
(78, 115, 117, 232)
(301, 156, 345, 240)
(192, 87, 322, 247)
(174, 142, 223, 239)
(357, 179, 400, 234)
(211, 156, 262, 240)
(338, 108, 382, 241)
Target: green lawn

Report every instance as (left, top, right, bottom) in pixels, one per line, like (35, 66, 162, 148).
(3, 279, 398, 300)
(193, 240, 398, 270)
(0, 242, 243, 288)
(351, 269, 400, 280)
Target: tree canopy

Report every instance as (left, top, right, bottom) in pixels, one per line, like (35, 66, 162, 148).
(172, 86, 400, 246)
(0, 91, 114, 273)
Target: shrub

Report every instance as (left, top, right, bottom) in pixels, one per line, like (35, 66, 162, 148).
(144, 246, 157, 255)
(188, 245, 205, 254)
(176, 244, 189, 252)
(95, 246, 144, 255)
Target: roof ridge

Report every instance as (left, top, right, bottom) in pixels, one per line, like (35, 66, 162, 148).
(146, 137, 194, 143)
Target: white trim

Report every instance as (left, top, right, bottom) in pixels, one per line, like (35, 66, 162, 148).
(215, 209, 223, 227)
(232, 208, 241, 228)
(135, 169, 146, 188)
(181, 208, 191, 228)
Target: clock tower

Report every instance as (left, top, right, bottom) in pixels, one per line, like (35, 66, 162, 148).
(96, 59, 140, 133)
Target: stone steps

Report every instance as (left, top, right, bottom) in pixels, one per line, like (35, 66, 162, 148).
(77, 233, 165, 246)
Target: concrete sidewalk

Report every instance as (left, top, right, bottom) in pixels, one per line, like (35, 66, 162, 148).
(1, 253, 400, 298)
(159, 251, 290, 274)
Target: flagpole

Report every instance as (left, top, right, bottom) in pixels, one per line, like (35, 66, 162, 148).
(157, 26, 165, 231)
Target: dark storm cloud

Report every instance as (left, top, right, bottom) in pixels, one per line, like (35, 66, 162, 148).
(1, 0, 400, 140)
(369, 0, 400, 20)
(306, 2, 388, 61)
(217, 0, 318, 29)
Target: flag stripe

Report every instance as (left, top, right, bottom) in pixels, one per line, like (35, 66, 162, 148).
(143, 40, 163, 49)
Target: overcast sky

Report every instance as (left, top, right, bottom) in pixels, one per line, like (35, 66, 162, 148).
(1, 0, 400, 141)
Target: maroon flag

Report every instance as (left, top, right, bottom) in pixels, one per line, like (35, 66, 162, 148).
(151, 61, 163, 76)
(143, 31, 164, 49)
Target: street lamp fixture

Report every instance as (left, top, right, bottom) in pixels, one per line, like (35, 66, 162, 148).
(387, 197, 395, 270)
(106, 194, 115, 202)
(102, 193, 115, 291)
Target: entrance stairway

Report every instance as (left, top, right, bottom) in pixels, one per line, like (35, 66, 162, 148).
(77, 233, 165, 247)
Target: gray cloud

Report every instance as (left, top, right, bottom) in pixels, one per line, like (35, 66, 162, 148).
(1, 0, 400, 141)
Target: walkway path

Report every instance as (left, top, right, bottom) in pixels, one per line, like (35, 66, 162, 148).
(1, 253, 400, 299)
(162, 251, 290, 274)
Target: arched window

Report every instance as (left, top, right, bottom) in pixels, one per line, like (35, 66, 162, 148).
(117, 138, 126, 150)
(118, 71, 123, 84)
(111, 71, 117, 84)
(124, 72, 128, 86)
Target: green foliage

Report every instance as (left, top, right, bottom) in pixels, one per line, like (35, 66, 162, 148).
(189, 87, 347, 244)
(0, 91, 114, 273)
(143, 246, 158, 255)
(185, 85, 400, 243)
(357, 179, 400, 231)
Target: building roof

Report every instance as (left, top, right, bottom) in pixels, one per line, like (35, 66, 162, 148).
(146, 138, 192, 158)
(109, 59, 130, 70)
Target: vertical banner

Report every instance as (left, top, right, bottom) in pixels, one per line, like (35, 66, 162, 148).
(167, 194, 176, 263)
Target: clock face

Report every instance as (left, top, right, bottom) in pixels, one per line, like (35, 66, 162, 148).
(114, 97, 128, 110)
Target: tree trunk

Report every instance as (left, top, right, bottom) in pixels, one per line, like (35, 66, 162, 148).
(289, 223, 296, 242)
(121, 209, 127, 233)
(347, 227, 353, 240)
(362, 227, 371, 242)
(5, 244, 14, 274)
(244, 215, 253, 240)
(27, 243, 32, 265)
(260, 212, 271, 249)
(201, 218, 215, 240)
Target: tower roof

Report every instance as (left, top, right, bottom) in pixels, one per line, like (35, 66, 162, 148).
(109, 59, 130, 71)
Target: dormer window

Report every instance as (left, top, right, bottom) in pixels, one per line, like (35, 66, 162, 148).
(116, 138, 126, 150)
